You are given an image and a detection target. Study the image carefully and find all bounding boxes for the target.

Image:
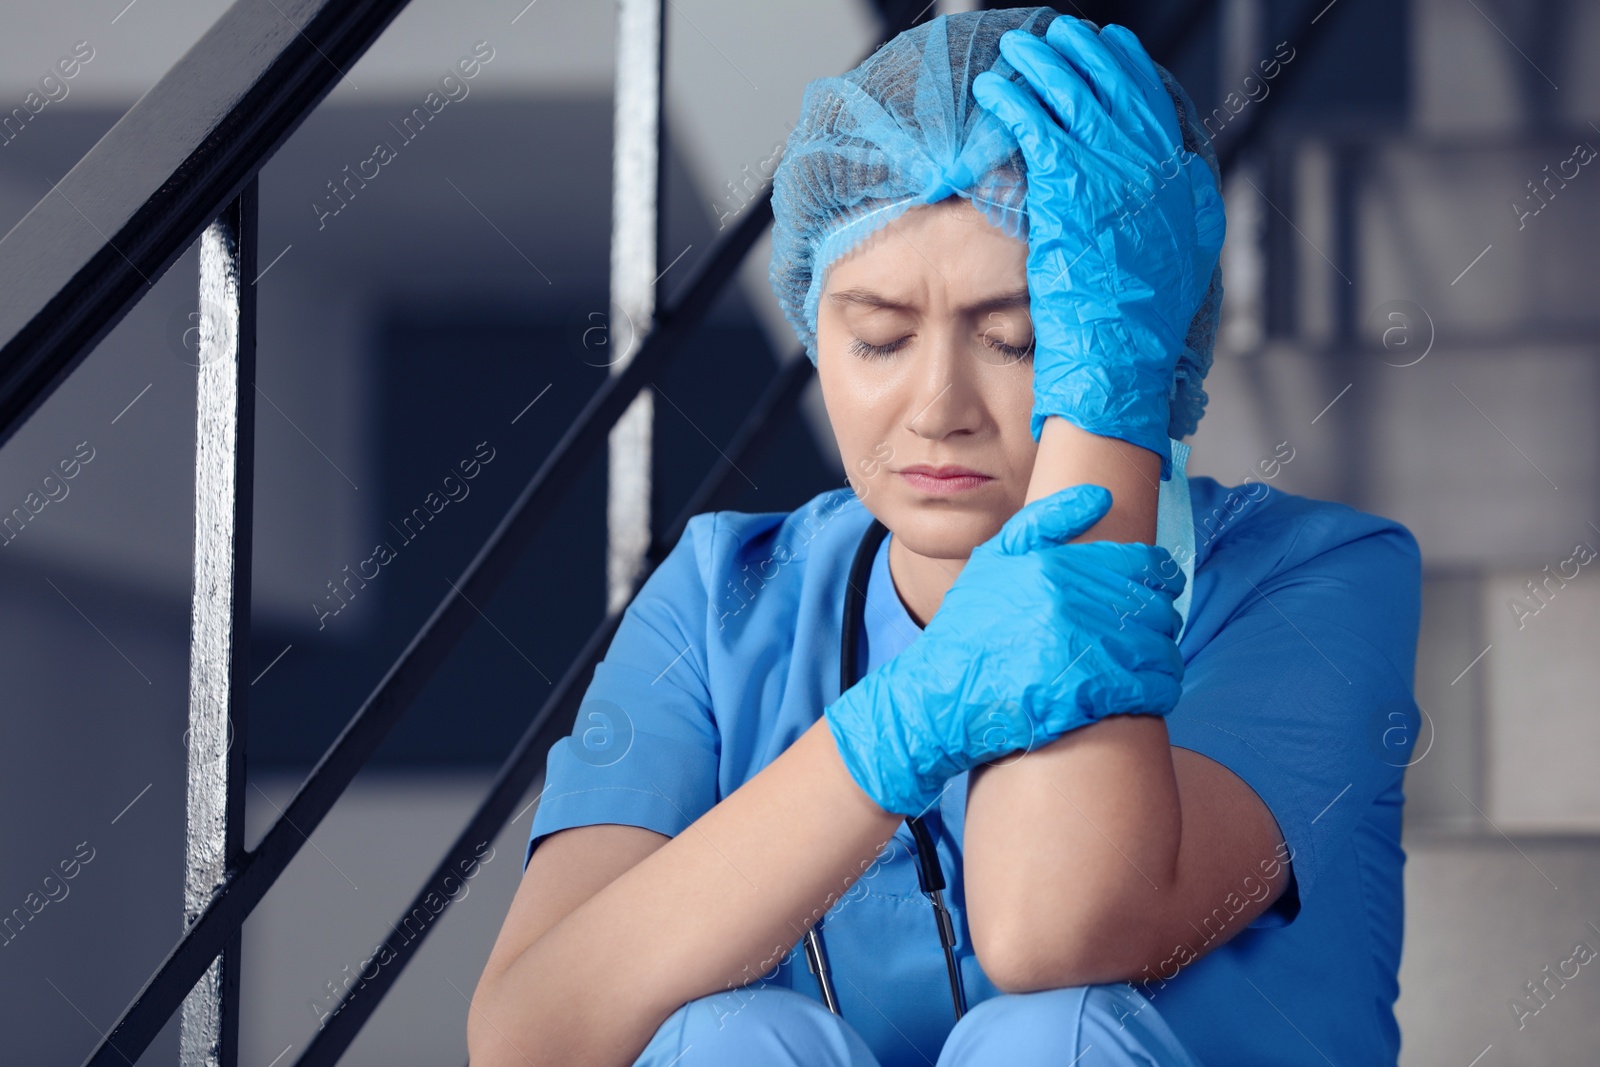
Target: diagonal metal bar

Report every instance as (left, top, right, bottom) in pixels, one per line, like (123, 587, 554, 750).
(0, 0, 413, 454)
(294, 609, 625, 1066)
(81, 181, 775, 1067)
(650, 352, 816, 561)
(293, 349, 814, 1066)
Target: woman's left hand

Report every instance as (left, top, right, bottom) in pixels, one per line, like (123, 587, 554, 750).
(824, 483, 1186, 819)
(972, 18, 1225, 479)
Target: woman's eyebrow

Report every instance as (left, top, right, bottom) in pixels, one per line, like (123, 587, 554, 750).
(961, 288, 1031, 315)
(828, 287, 912, 310)
(826, 287, 1031, 313)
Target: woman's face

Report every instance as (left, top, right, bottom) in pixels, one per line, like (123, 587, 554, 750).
(816, 196, 1038, 560)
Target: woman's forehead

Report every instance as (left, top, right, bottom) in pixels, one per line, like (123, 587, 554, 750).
(823, 200, 1028, 308)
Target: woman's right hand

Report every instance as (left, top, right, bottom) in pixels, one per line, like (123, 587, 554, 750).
(823, 483, 1185, 818)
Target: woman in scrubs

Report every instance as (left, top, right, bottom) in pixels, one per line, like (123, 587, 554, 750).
(469, 9, 1423, 1067)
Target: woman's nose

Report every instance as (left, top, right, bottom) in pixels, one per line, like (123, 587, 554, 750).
(903, 333, 982, 439)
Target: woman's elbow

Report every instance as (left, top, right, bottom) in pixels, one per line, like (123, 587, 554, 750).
(971, 906, 1101, 994)
(976, 928, 1105, 994)
(972, 896, 1158, 994)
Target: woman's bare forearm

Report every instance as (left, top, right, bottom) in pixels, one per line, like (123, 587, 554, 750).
(1021, 415, 1160, 536)
(965, 415, 1182, 986)
(469, 717, 903, 1067)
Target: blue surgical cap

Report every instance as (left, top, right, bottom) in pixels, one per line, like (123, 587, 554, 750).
(768, 7, 1223, 440)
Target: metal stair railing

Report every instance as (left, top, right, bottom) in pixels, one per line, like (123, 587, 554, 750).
(0, 0, 414, 450)
(0, 0, 935, 1062)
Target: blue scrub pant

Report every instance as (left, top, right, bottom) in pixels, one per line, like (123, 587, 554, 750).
(633, 984, 1203, 1066)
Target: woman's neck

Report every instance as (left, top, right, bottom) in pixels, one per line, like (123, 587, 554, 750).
(886, 534, 963, 629)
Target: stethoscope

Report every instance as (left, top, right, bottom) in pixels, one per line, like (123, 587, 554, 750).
(802, 516, 969, 1022)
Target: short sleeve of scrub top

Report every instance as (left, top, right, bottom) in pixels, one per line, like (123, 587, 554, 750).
(523, 510, 721, 868)
(524, 478, 1424, 1067)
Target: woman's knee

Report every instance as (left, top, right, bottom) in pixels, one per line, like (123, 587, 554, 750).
(936, 984, 1201, 1067)
(634, 984, 880, 1067)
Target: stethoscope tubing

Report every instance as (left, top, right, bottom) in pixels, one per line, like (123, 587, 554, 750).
(805, 517, 968, 1023)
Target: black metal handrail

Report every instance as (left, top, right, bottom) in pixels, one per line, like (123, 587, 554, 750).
(83, 187, 779, 1067)
(0, 0, 412, 453)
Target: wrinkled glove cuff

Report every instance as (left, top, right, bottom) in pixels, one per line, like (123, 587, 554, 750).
(823, 667, 946, 818)
(1029, 318, 1176, 479)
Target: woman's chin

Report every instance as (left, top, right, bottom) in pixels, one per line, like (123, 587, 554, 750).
(884, 506, 1009, 560)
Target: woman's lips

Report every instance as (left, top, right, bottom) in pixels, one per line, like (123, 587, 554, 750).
(897, 467, 994, 495)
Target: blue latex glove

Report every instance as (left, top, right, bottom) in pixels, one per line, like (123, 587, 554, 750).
(824, 484, 1186, 818)
(971, 19, 1226, 479)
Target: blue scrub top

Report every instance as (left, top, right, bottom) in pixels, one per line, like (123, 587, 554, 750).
(526, 476, 1423, 1067)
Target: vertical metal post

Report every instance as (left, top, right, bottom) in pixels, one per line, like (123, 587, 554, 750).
(1219, 0, 1262, 93)
(1218, 0, 1267, 355)
(179, 178, 257, 1067)
(607, 0, 664, 613)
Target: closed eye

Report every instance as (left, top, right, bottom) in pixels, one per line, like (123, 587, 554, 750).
(984, 334, 1034, 363)
(847, 333, 1032, 362)
(849, 335, 912, 361)
(981, 309, 1034, 364)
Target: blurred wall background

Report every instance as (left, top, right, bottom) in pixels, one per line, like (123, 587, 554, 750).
(0, 0, 1595, 1064)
